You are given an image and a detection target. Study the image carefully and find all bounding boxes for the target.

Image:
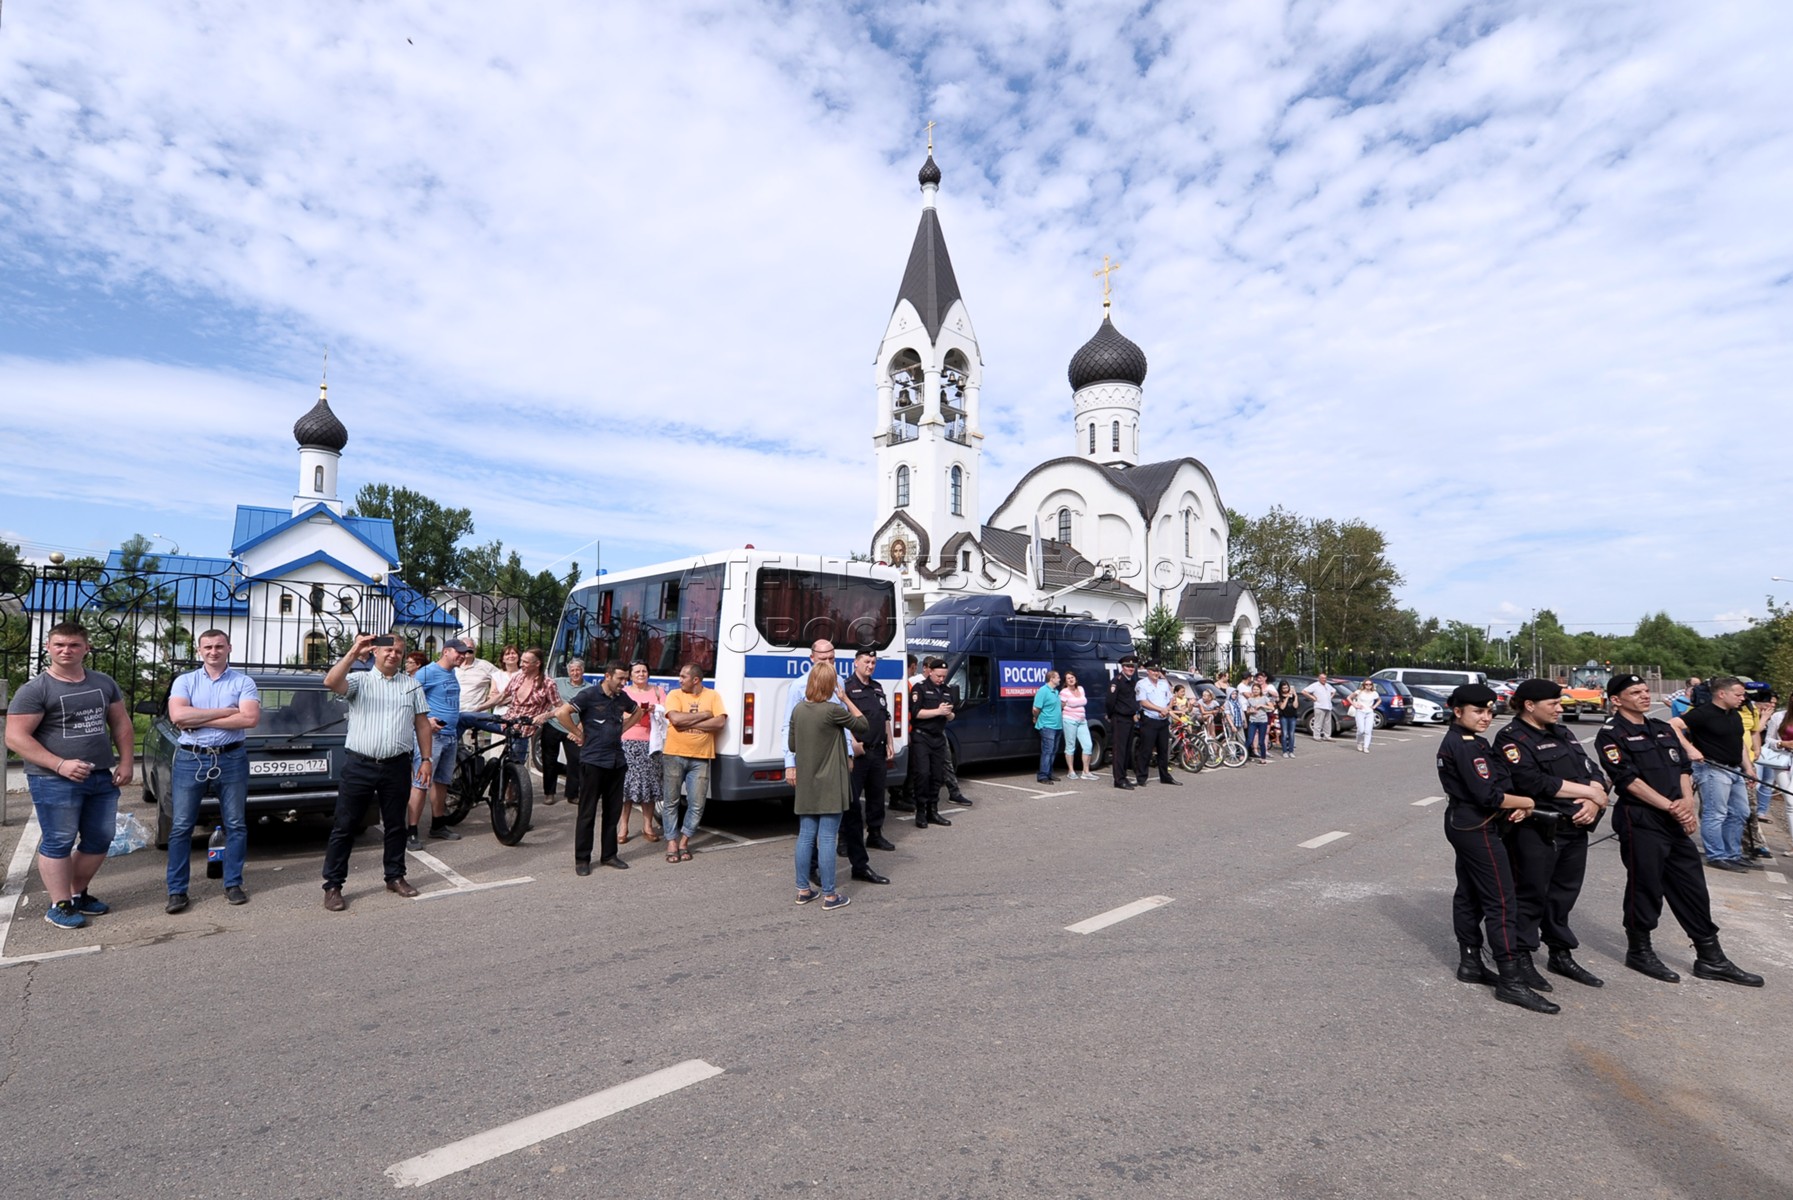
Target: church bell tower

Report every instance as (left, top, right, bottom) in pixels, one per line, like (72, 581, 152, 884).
(870, 135, 983, 573)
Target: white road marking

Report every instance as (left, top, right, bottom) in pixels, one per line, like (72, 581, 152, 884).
(415, 877, 533, 900)
(974, 780, 1050, 794)
(1411, 795, 1445, 807)
(700, 834, 793, 851)
(1765, 870, 1788, 885)
(0, 815, 102, 968)
(1299, 831, 1351, 849)
(385, 1059, 724, 1187)
(703, 828, 754, 845)
(405, 849, 533, 898)
(407, 848, 476, 889)
(1065, 895, 1173, 935)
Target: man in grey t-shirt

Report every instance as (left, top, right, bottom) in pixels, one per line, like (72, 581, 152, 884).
(4, 622, 135, 929)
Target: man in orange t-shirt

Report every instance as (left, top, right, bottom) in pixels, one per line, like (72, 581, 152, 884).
(660, 664, 727, 860)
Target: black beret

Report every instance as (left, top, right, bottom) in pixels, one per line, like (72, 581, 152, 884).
(1511, 678, 1561, 705)
(1448, 683, 1499, 708)
(1606, 672, 1646, 697)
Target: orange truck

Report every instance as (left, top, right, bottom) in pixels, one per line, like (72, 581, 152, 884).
(1551, 662, 1612, 722)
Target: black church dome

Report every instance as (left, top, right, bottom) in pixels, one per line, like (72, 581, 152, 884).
(294, 392, 348, 452)
(918, 154, 941, 187)
(1067, 315, 1148, 391)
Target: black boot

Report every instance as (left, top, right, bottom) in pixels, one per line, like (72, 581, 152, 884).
(1456, 944, 1498, 986)
(950, 792, 973, 808)
(926, 803, 952, 827)
(1514, 950, 1553, 992)
(888, 794, 915, 812)
(1624, 931, 1679, 982)
(915, 805, 929, 829)
(1493, 957, 1560, 1014)
(1546, 949, 1604, 988)
(1692, 937, 1765, 987)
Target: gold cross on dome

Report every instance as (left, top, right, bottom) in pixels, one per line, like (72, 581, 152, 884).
(925, 120, 936, 154)
(1093, 255, 1121, 311)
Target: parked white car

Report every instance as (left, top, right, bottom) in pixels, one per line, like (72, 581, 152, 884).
(1409, 695, 1448, 725)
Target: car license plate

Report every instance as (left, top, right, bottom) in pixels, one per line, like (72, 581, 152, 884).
(251, 758, 329, 777)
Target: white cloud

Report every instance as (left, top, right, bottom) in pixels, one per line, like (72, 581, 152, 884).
(0, 0, 1788, 633)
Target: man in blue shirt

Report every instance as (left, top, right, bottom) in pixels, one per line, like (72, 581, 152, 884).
(407, 639, 473, 849)
(165, 630, 261, 912)
(1133, 662, 1181, 786)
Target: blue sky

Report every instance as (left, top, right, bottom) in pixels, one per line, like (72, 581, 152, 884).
(1, 1, 1788, 636)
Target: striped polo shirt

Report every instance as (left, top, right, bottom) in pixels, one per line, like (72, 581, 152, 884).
(344, 668, 429, 759)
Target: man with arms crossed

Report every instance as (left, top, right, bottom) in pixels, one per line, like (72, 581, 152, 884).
(165, 630, 261, 912)
(1302, 673, 1336, 741)
(320, 633, 432, 910)
(6, 622, 134, 929)
(663, 662, 727, 863)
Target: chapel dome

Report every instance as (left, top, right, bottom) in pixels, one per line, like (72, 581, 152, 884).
(294, 390, 349, 452)
(1067, 315, 1148, 391)
(918, 154, 941, 187)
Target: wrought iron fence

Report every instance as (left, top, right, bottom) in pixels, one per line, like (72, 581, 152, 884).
(0, 560, 556, 716)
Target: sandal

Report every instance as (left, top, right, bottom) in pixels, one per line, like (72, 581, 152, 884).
(678, 846, 693, 862)
(618, 833, 631, 845)
(666, 849, 681, 864)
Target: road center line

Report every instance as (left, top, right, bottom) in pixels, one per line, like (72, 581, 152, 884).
(1065, 895, 1173, 935)
(385, 1059, 724, 1188)
(1298, 831, 1351, 849)
(1411, 795, 1444, 807)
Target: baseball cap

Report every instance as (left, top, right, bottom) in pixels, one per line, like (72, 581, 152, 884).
(443, 638, 476, 655)
(1606, 672, 1646, 696)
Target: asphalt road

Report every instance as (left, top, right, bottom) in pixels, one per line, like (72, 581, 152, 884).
(3, 721, 1792, 1199)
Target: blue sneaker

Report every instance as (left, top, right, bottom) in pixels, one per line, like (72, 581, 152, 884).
(44, 901, 87, 930)
(71, 891, 110, 915)
(822, 893, 852, 912)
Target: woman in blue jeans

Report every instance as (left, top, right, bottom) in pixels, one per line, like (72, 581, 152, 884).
(785, 663, 867, 910)
(1276, 682, 1300, 759)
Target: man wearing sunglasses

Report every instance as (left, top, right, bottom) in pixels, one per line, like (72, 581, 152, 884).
(165, 630, 262, 913)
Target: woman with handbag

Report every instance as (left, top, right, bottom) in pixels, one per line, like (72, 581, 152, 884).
(619, 661, 665, 845)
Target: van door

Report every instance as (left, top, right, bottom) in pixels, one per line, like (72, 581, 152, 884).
(946, 655, 996, 764)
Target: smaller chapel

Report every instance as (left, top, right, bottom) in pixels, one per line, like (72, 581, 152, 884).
(867, 150, 1259, 670)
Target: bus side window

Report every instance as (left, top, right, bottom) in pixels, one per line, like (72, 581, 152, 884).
(950, 657, 991, 707)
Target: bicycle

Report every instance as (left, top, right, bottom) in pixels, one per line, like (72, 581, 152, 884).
(440, 715, 535, 845)
(1195, 717, 1249, 769)
(1169, 717, 1206, 773)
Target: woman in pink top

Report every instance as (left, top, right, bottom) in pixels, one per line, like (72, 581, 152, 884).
(489, 647, 562, 794)
(620, 661, 665, 843)
(1059, 670, 1097, 780)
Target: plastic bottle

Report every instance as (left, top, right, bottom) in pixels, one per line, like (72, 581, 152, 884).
(206, 823, 226, 879)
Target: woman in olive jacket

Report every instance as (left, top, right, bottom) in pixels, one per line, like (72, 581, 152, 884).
(786, 662, 869, 910)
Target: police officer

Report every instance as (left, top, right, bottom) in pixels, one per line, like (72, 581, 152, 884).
(1596, 673, 1762, 986)
(908, 657, 955, 829)
(844, 649, 898, 856)
(1493, 678, 1609, 989)
(1437, 683, 1557, 1013)
(1108, 655, 1141, 790)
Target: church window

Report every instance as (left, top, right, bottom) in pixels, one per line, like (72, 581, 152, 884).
(895, 465, 910, 508)
(303, 631, 327, 666)
(1133, 425, 1138, 455)
(1184, 509, 1192, 557)
(961, 549, 972, 571)
(1057, 508, 1072, 543)
(1111, 421, 1120, 453)
(279, 594, 294, 615)
(313, 464, 324, 492)
(949, 466, 963, 516)
(1088, 423, 1096, 455)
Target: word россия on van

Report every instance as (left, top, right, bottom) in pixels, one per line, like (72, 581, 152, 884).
(906, 595, 1136, 771)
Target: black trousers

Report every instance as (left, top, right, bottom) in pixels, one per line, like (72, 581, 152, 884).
(910, 733, 947, 810)
(816, 755, 877, 874)
(574, 763, 626, 864)
(1614, 802, 1718, 940)
(323, 751, 411, 889)
(1135, 719, 1171, 782)
(851, 747, 888, 834)
(1510, 821, 1589, 952)
(1111, 717, 1137, 784)
(540, 724, 581, 802)
(1445, 808, 1520, 959)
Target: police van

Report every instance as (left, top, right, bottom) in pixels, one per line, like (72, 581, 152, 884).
(905, 595, 1136, 770)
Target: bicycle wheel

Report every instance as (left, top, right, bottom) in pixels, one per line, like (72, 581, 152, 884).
(442, 749, 476, 826)
(490, 758, 534, 845)
(1177, 736, 1203, 772)
(1199, 735, 1224, 771)
(1222, 737, 1249, 768)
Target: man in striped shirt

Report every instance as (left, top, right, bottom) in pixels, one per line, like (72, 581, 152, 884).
(320, 633, 433, 911)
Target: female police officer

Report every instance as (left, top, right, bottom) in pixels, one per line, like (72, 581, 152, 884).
(1437, 683, 1558, 1013)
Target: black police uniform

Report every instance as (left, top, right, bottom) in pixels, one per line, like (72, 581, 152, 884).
(908, 675, 953, 827)
(1107, 668, 1141, 787)
(1493, 717, 1604, 960)
(1595, 712, 1718, 945)
(1437, 724, 1522, 961)
(843, 671, 891, 843)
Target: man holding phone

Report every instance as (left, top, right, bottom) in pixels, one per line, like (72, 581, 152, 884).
(320, 632, 432, 910)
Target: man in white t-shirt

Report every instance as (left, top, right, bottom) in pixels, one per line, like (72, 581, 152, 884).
(1303, 673, 1337, 741)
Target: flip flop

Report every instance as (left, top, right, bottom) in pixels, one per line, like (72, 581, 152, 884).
(678, 847, 693, 862)
(666, 849, 680, 863)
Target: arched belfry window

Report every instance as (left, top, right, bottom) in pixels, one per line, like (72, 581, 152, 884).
(1057, 508, 1072, 543)
(1111, 421, 1120, 453)
(313, 465, 324, 492)
(895, 465, 910, 508)
(949, 466, 963, 516)
(1088, 423, 1096, 455)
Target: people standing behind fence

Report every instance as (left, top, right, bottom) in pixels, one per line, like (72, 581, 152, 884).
(1032, 669, 1063, 783)
(163, 630, 261, 914)
(1058, 670, 1096, 781)
(540, 658, 586, 807)
(1672, 675, 1754, 871)
(5, 621, 135, 930)
(617, 661, 665, 846)
(1349, 681, 1379, 753)
(1302, 673, 1336, 740)
(1276, 682, 1300, 759)
(787, 662, 867, 911)
(663, 663, 727, 863)
(405, 639, 474, 851)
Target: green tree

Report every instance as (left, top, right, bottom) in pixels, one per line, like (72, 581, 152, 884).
(351, 484, 474, 594)
(1137, 603, 1188, 668)
(1227, 506, 1405, 672)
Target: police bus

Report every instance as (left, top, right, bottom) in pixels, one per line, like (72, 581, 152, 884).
(548, 551, 907, 802)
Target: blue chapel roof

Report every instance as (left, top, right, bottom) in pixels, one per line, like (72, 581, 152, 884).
(230, 504, 400, 562)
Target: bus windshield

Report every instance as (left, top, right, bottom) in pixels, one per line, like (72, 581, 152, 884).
(754, 568, 896, 651)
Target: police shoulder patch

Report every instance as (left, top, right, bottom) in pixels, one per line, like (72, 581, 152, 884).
(1603, 745, 1621, 764)
(1474, 758, 1490, 779)
(1668, 747, 1680, 762)
(1502, 745, 1521, 763)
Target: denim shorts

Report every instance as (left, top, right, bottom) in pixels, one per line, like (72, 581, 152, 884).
(412, 734, 458, 787)
(28, 772, 120, 859)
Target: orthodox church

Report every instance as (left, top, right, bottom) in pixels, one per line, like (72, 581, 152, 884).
(866, 151, 1259, 670)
